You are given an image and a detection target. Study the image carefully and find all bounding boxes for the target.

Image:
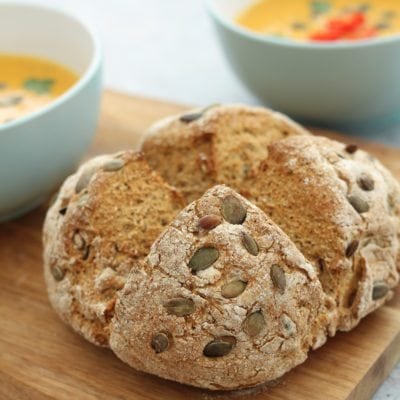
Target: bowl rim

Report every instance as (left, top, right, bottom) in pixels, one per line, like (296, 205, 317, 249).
(0, 1, 102, 134)
(205, 0, 400, 50)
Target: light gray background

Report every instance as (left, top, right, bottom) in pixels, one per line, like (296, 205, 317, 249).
(22, 0, 400, 398)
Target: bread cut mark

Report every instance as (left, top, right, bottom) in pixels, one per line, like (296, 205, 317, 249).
(141, 104, 309, 203)
(43, 151, 185, 347)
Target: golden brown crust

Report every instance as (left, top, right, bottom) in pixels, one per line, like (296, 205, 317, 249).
(244, 135, 400, 331)
(110, 185, 335, 390)
(43, 151, 185, 346)
(43, 105, 400, 389)
(141, 104, 310, 203)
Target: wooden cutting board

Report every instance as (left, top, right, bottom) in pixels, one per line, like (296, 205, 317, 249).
(0, 90, 399, 400)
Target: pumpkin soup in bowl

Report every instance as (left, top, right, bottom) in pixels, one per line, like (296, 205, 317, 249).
(206, 0, 400, 125)
(236, 0, 400, 42)
(0, 54, 78, 125)
(0, 3, 102, 222)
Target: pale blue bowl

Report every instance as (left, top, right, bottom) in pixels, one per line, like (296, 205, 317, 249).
(0, 3, 102, 222)
(206, 0, 400, 129)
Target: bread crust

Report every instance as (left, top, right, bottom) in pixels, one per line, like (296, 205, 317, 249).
(43, 151, 185, 346)
(244, 135, 400, 331)
(110, 185, 336, 390)
(43, 105, 400, 389)
(141, 104, 310, 203)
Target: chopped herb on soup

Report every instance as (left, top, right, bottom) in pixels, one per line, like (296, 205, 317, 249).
(236, 0, 400, 42)
(0, 54, 78, 125)
(24, 78, 55, 95)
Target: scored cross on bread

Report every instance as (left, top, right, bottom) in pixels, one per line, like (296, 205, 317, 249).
(140, 104, 310, 203)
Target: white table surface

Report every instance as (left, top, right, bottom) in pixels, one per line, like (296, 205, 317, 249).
(21, 0, 400, 398)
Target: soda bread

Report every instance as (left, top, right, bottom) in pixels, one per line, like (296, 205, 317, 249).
(43, 104, 400, 390)
(243, 135, 400, 331)
(140, 104, 310, 203)
(109, 185, 336, 390)
(43, 151, 185, 346)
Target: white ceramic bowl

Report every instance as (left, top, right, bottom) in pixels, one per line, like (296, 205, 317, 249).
(206, 0, 400, 129)
(0, 2, 102, 222)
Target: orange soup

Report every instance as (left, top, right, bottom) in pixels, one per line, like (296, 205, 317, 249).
(236, 0, 400, 42)
(0, 54, 78, 125)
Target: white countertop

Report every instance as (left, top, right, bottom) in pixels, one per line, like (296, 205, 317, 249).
(22, 0, 400, 398)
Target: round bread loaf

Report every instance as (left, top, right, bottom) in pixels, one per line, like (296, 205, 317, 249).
(140, 104, 310, 203)
(43, 151, 185, 346)
(243, 135, 400, 331)
(110, 185, 336, 390)
(43, 104, 400, 390)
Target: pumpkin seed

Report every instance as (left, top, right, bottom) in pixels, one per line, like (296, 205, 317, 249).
(203, 336, 236, 358)
(243, 311, 265, 337)
(82, 245, 90, 260)
(372, 282, 389, 300)
(388, 194, 396, 212)
(164, 298, 195, 317)
(103, 159, 125, 172)
(345, 240, 359, 258)
(357, 174, 375, 191)
(348, 195, 370, 214)
(75, 168, 96, 193)
(345, 144, 358, 154)
(221, 280, 247, 298)
(179, 104, 218, 123)
(180, 111, 203, 123)
(271, 265, 286, 294)
(241, 232, 259, 256)
(0, 95, 22, 107)
(281, 314, 296, 337)
(188, 247, 219, 272)
(221, 195, 247, 224)
(51, 266, 65, 281)
(151, 332, 170, 353)
(198, 214, 222, 230)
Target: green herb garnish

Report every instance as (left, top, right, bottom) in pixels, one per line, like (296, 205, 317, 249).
(23, 78, 55, 94)
(358, 3, 370, 13)
(311, 1, 331, 17)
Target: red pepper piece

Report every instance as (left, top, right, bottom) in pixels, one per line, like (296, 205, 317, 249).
(328, 12, 365, 34)
(309, 11, 370, 41)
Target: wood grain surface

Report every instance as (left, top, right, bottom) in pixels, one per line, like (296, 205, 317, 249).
(0, 90, 399, 400)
